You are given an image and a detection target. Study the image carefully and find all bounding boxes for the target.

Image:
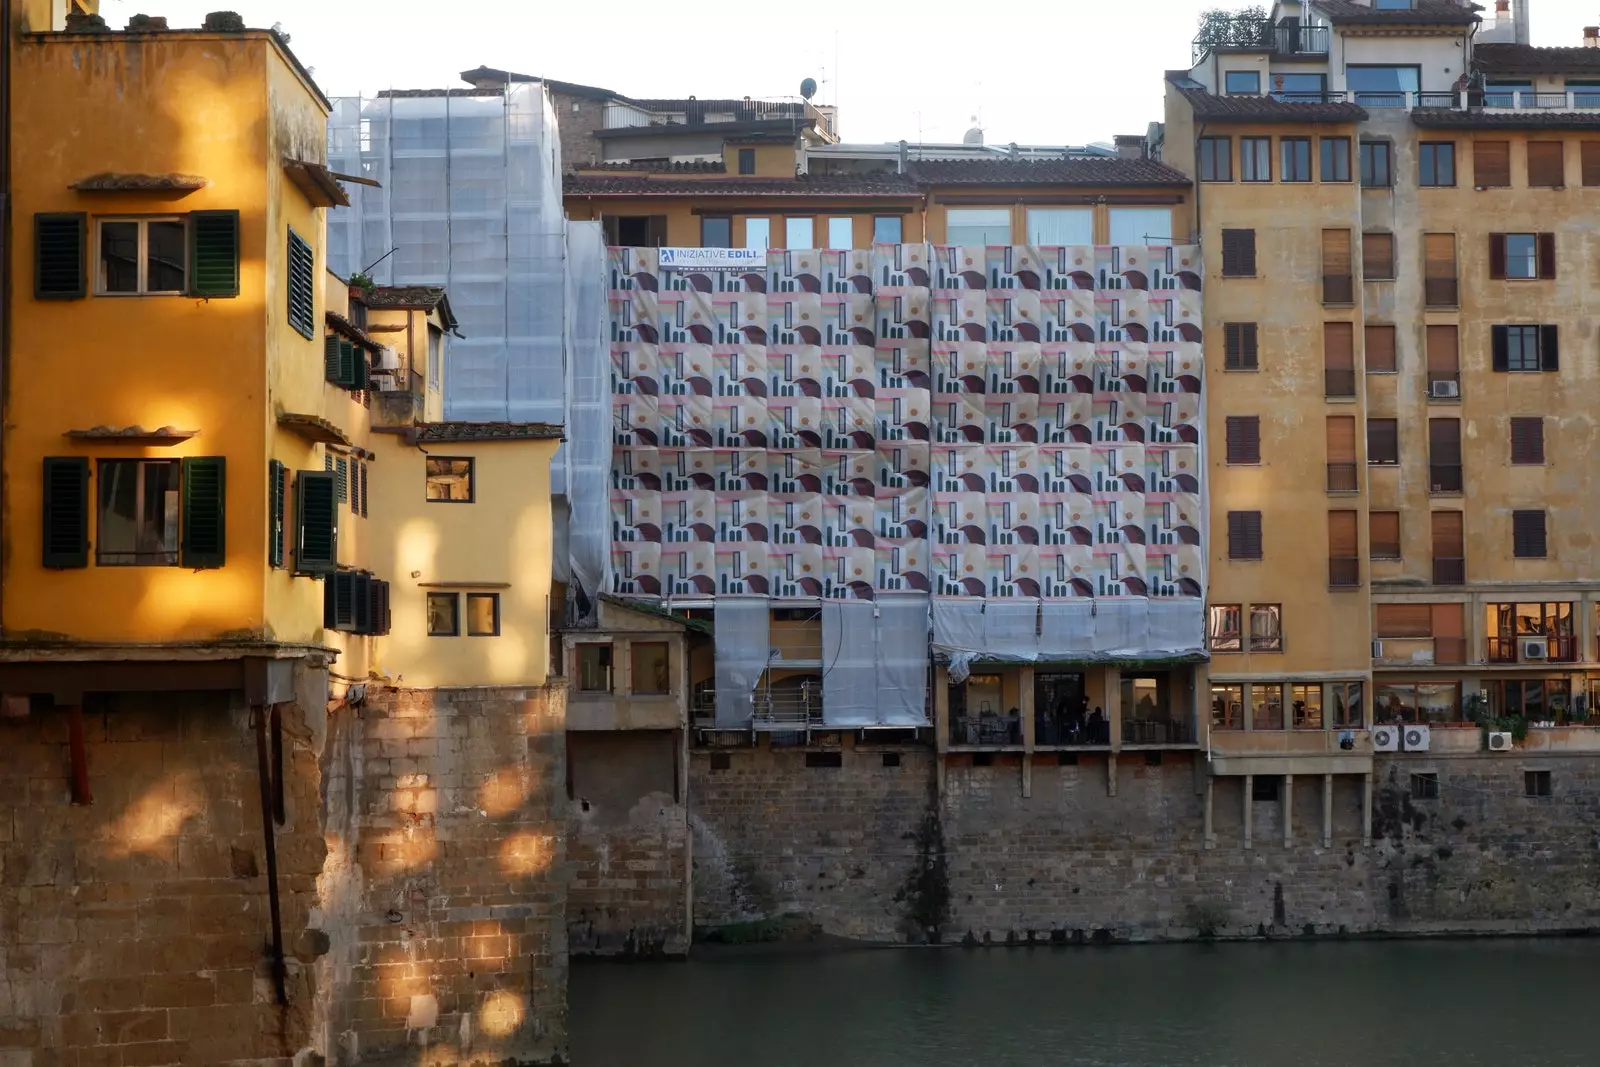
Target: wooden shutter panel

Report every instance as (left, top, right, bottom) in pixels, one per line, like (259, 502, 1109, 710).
(1475, 141, 1510, 187)
(269, 459, 287, 568)
(1328, 510, 1358, 556)
(1367, 419, 1398, 464)
(1510, 417, 1544, 464)
(1429, 418, 1462, 463)
(1527, 141, 1564, 187)
(34, 213, 87, 299)
(323, 571, 359, 631)
(1375, 604, 1432, 638)
(1222, 229, 1256, 275)
(366, 578, 391, 636)
(1370, 511, 1400, 557)
(325, 335, 343, 383)
(1326, 416, 1356, 463)
(42, 456, 90, 568)
(188, 210, 240, 297)
(340, 340, 357, 388)
(354, 573, 373, 634)
(1322, 229, 1352, 276)
(1491, 325, 1509, 372)
(1513, 510, 1547, 558)
(1323, 322, 1354, 369)
(1432, 603, 1464, 638)
(180, 457, 227, 569)
(1228, 510, 1262, 559)
(1365, 325, 1396, 372)
(287, 228, 316, 338)
(1540, 324, 1559, 371)
(1224, 323, 1258, 370)
(1488, 234, 1507, 279)
(295, 470, 338, 574)
(1431, 510, 1464, 557)
(352, 344, 369, 391)
(1537, 232, 1556, 279)
(1361, 233, 1393, 279)
(1225, 416, 1260, 463)
(1583, 142, 1600, 186)
(1424, 233, 1455, 278)
(1426, 325, 1459, 372)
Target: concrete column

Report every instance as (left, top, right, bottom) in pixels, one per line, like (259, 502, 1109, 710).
(933, 666, 951, 753)
(1105, 666, 1122, 751)
(1203, 776, 1215, 850)
(1191, 661, 1209, 746)
(1282, 774, 1293, 848)
(1242, 682, 1254, 732)
(1361, 772, 1373, 846)
(1020, 666, 1035, 799)
(1322, 773, 1334, 848)
(1243, 773, 1254, 850)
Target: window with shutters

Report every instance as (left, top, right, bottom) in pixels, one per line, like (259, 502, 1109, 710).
(467, 593, 501, 637)
(1370, 511, 1401, 559)
(1474, 140, 1511, 187)
(1419, 142, 1456, 186)
(1365, 325, 1396, 373)
(294, 470, 338, 575)
(1426, 324, 1460, 394)
(269, 460, 287, 568)
(1281, 138, 1311, 182)
(1513, 510, 1547, 558)
(1510, 417, 1545, 465)
(1324, 321, 1355, 396)
(1526, 141, 1565, 187)
(1207, 605, 1242, 653)
(1431, 510, 1464, 585)
(1224, 322, 1258, 370)
(323, 333, 370, 391)
(1198, 137, 1232, 182)
(1359, 141, 1392, 188)
(1320, 137, 1352, 182)
(1424, 233, 1457, 307)
(335, 457, 349, 504)
(35, 214, 87, 299)
(1362, 233, 1395, 280)
(1221, 229, 1255, 276)
(1240, 137, 1272, 182)
(1367, 418, 1399, 465)
(1489, 233, 1554, 280)
(1327, 415, 1358, 492)
(1429, 419, 1463, 493)
(96, 459, 179, 566)
(42, 457, 90, 568)
(1328, 510, 1360, 588)
(1225, 416, 1260, 464)
(426, 457, 474, 502)
(96, 218, 186, 295)
(1322, 230, 1353, 304)
(1491, 324, 1557, 372)
(1228, 510, 1263, 560)
(1583, 141, 1600, 186)
(428, 592, 461, 636)
(287, 227, 316, 338)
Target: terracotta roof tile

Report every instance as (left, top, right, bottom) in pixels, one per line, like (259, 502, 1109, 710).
(1179, 88, 1369, 124)
(1474, 43, 1600, 75)
(366, 286, 446, 308)
(414, 422, 564, 443)
(1311, 0, 1480, 25)
(564, 173, 920, 197)
(583, 160, 727, 174)
(907, 157, 1191, 186)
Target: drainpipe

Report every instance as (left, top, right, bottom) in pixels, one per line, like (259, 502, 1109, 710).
(253, 704, 288, 1006)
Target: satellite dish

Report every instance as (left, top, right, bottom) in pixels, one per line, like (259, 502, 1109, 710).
(800, 77, 818, 101)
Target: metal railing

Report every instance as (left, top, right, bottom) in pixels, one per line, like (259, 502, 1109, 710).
(1485, 637, 1520, 664)
(1121, 718, 1195, 745)
(1491, 634, 1580, 663)
(752, 686, 824, 730)
(1035, 712, 1112, 747)
(1192, 18, 1329, 63)
(951, 713, 1022, 747)
(1429, 464, 1463, 493)
(1322, 274, 1354, 305)
(1329, 556, 1360, 588)
(1220, 89, 1600, 112)
(1327, 462, 1358, 492)
(1433, 556, 1465, 586)
(1424, 277, 1458, 308)
(1325, 368, 1357, 397)
(603, 98, 819, 132)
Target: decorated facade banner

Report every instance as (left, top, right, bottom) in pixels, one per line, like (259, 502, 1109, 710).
(607, 243, 1206, 603)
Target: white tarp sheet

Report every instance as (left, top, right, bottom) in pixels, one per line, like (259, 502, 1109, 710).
(714, 599, 770, 727)
(934, 597, 1206, 681)
(821, 601, 877, 726)
(876, 597, 932, 726)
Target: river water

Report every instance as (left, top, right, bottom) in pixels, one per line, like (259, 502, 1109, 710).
(571, 940, 1600, 1066)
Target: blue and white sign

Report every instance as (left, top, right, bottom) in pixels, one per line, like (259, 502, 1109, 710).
(658, 247, 766, 271)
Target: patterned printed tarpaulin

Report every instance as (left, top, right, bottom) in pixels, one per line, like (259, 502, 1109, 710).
(608, 243, 1205, 626)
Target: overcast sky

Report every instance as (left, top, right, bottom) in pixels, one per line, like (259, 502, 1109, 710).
(107, 0, 1600, 146)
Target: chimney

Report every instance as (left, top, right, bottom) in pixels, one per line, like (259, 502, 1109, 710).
(1585, 26, 1599, 47)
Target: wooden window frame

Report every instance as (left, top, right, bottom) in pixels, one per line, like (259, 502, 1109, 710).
(1320, 137, 1352, 183)
(466, 592, 501, 637)
(1221, 229, 1256, 277)
(1198, 136, 1233, 182)
(427, 591, 461, 637)
(95, 216, 187, 296)
(630, 641, 672, 695)
(1207, 604, 1242, 653)
(1419, 141, 1456, 187)
(425, 456, 475, 503)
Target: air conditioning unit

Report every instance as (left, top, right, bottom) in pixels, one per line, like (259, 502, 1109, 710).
(1522, 639, 1548, 660)
(369, 372, 394, 391)
(1372, 724, 1400, 752)
(1428, 380, 1460, 399)
(377, 345, 401, 371)
(1402, 724, 1431, 752)
(1371, 640, 1384, 659)
(1488, 731, 1514, 752)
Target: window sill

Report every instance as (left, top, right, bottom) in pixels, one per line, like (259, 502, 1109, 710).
(1221, 274, 1259, 280)
(1324, 395, 1359, 403)
(1364, 277, 1395, 284)
(1426, 395, 1462, 404)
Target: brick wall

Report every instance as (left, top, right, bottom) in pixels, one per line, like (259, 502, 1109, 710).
(315, 683, 568, 1066)
(566, 731, 688, 957)
(0, 689, 327, 1067)
(550, 92, 605, 170)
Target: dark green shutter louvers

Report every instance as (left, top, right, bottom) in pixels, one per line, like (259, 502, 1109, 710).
(295, 470, 338, 575)
(180, 457, 227, 569)
(353, 346, 369, 391)
(323, 571, 359, 630)
(189, 210, 240, 298)
(354, 573, 373, 634)
(42, 457, 90, 568)
(287, 227, 315, 338)
(268, 460, 287, 568)
(35, 214, 87, 299)
(370, 579, 391, 635)
(325, 334, 343, 383)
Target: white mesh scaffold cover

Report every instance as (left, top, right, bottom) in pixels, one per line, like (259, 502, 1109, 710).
(564, 221, 611, 602)
(934, 597, 1204, 682)
(714, 599, 770, 727)
(822, 597, 930, 726)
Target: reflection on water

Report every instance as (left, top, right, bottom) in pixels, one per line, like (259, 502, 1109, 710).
(572, 940, 1600, 1067)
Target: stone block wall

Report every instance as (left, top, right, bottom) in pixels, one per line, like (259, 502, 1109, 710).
(314, 683, 568, 1067)
(566, 731, 688, 957)
(0, 690, 327, 1067)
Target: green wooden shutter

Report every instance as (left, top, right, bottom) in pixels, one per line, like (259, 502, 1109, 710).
(339, 339, 357, 388)
(35, 214, 87, 299)
(287, 228, 315, 338)
(353, 573, 373, 634)
(324, 334, 344, 383)
(180, 457, 226, 568)
(268, 460, 286, 568)
(188, 210, 240, 297)
(368, 579, 390, 635)
(352, 345, 369, 391)
(295, 470, 338, 574)
(323, 571, 359, 630)
(42, 457, 90, 568)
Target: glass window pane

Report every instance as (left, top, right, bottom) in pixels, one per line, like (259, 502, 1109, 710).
(96, 459, 177, 565)
(427, 593, 459, 636)
(578, 644, 613, 691)
(1505, 233, 1537, 278)
(1292, 684, 1323, 728)
(425, 458, 473, 501)
(100, 221, 139, 292)
(466, 593, 498, 636)
(1108, 208, 1172, 246)
(873, 216, 902, 244)
(827, 217, 853, 248)
(744, 218, 771, 250)
(945, 208, 1011, 246)
(1225, 71, 1260, 95)
(701, 216, 731, 247)
(146, 220, 186, 292)
(785, 217, 814, 249)
(1211, 684, 1243, 729)
(1251, 683, 1284, 729)
(631, 642, 670, 694)
(1027, 208, 1092, 245)
(97, 460, 140, 561)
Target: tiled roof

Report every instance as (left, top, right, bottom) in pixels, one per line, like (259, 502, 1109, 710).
(907, 157, 1191, 186)
(1474, 43, 1600, 74)
(1179, 88, 1370, 124)
(414, 422, 564, 443)
(583, 160, 727, 173)
(326, 312, 381, 351)
(1411, 108, 1600, 130)
(564, 173, 920, 197)
(1311, 0, 1480, 25)
(70, 172, 208, 192)
(366, 286, 446, 309)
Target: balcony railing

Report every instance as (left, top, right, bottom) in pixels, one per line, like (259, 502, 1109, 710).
(752, 686, 824, 730)
(1192, 17, 1329, 64)
(951, 712, 1022, 747)
(1429, 463, 1463, 493)
(1327, 462, 1358, 492)
(1323, 274, 1354, 305)
(1035, 710, 1111, 746)
(1491, 635, 1580, 663)
(1329, 556, 1360, 588)
(1424, 277, 1458, 308)
(603, 98, 822, 132)
(1433, 556, 1465, 585)
(1325, 368, 1357, 397)
(1121, 718, 1195, 745)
